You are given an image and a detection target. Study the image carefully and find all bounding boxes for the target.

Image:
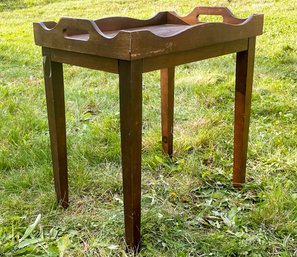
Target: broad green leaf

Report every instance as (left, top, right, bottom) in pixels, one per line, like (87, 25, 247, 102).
(18, 238, 43, 248)
(14, 245, 38, 256)
(19, 214, 41, 242)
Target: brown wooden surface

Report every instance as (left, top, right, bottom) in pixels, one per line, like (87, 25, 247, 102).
(161, 67, 175, 156)
(34, 19, 132, 60)
(35, 7, 263, 251)
(95, 12, 168, 31)
(50, 48, 118, 73)
(119, 60, 143, 249)
(143, 39, 248, 72)
(175, 6, 246, 25)
(103, 24, 190, 37)
(128, 15, 263, 59)
(33, 8, 263, 60)
(233, 37, 256, 187)
(42, 47, 69, 208)
(46, 39, 247, 74)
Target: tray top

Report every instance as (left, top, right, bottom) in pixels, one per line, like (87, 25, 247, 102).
(33, 7, 264, 60)
(103, 24, 191, 38)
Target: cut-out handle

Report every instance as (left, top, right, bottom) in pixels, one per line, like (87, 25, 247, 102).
(180, 7, 245, 25)
(57, 17, 101, 41)
(193, 7, 235, 22)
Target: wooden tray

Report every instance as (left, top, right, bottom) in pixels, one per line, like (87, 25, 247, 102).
(33, 7, 264, 60)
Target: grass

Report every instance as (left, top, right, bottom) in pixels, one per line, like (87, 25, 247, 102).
(0, 0, 296, 256)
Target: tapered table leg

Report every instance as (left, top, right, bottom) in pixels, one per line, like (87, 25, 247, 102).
(119, 60, 143, 250)
(161, 67, 175, 156)
(42, 48, 69, 208)
(233, 38, 256, 187)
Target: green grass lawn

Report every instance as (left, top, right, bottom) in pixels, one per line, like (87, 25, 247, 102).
(0, 0, 296, 256)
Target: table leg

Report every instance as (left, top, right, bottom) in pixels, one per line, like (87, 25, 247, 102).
(119, 60, 142, 250)
(233, 37, 256, 187)
(161, 67, 175, 156)
(42, 48, 69, 208)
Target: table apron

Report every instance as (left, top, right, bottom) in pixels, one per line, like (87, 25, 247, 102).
(143, 39, 249, 72)
(47, 38, 248, 74)
(49, 48, 119, 73)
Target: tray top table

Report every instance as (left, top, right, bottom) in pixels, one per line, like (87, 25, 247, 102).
(33, 6, 263, 250)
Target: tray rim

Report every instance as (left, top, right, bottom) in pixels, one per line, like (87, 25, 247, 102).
(33, 6, 264, 60)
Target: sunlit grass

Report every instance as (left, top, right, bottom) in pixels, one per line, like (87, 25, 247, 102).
(0, 0, 297, 256)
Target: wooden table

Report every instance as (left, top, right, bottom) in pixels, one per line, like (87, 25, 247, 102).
(33, 6, 263, 250)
